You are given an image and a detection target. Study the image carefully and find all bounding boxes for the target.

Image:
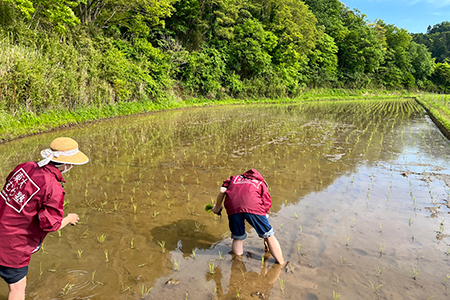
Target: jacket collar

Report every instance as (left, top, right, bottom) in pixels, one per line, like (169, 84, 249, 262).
(42, 162, 65, 183)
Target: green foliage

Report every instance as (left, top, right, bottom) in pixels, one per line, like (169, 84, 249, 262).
(2, 0, 34, 19)
(336, 10, 383, 86)
(2, 0, 450, 125)
(257, 0, 319, 62)
(181, 46, 226, 97)
(412, 22, 450, 64)
(432, 62, 450, 92)
(409, 42, 434, 87)
(306, 32, 338, 86)
(227, 18, 277, 78)
(376, 22, 414, 88)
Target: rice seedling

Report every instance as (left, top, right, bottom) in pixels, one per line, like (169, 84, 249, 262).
(158, 240, 166, 253)
(104, 250, 109, 262)
(240, 268, 246, 281)
(121, 283, 131, 293)
(412, 268, 421, 280)
(340, 256, 346, 265)
(97, 234, 107, 244)
(218, 251, 223, 260)
(333, 290, 341, 299)
(77, 250, 83, 259)
(369, 280, 383, 293)
(61, 283, 74, 295)
(334, 275, 339, 284)
(379, 243, 384, 255)
(417, 250, 422, 260)
(141, 285, 152, 297)
(235, 288, 242, 299)
(173, 259, 181, 271)
(375, 266, 385, 277)
(208, 261, 215, 274)
(194, 222, 202, 231)
(345, 236, 349, 247)
(192, 248, 197, 259)
(152, 211, 160, 218)
(278, 278, 286, 292)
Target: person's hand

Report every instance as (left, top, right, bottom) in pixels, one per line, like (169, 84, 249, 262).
(212, 204, 222, 215)
(67, 213, 79, 225)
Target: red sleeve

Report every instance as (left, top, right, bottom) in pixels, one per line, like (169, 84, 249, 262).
(38, 185, 65, 232)
(222, 176, 232, 188)
(261, 183, 272, 214)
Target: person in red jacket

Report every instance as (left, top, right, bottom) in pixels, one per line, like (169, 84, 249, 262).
(0, 137, 89, 300)
(212, 169, 284, 265)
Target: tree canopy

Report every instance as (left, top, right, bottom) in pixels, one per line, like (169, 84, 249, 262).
(2, 0, 450, 110)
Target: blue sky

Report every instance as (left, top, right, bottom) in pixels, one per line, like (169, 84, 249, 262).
(341, 0, 450, 33)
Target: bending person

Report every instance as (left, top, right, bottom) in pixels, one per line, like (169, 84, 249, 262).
(0, 137, 89, 300)
(212, 169, 285, 265)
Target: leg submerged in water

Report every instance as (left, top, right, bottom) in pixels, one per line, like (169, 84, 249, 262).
(265, 235, 284, 265)
(9, 276, 27, 300)
(232, 239, 244, 256)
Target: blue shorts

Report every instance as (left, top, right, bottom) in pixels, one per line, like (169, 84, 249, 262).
(228, 213, 274, 240)
(0, 265, 28, 284)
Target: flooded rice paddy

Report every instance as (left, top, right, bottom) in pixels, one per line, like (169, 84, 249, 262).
(1, 99, 450, 299)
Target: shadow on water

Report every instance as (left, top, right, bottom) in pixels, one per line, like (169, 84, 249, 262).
(149, 219, 221, 256)
(3, 99, 450, 299)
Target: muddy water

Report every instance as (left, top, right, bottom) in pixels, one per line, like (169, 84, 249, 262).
(1, 99, 450, 299)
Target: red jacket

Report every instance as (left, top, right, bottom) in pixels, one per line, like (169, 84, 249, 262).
(222, 169, 271, 216)
(0, 162, 65, 268)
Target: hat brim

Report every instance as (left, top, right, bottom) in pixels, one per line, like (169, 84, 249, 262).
(51, 151, 89, 165)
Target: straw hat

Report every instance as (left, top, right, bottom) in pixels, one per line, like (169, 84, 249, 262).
(38, 137, 89, 167)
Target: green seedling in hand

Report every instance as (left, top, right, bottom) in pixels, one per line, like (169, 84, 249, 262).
(205, 204, 222, 216)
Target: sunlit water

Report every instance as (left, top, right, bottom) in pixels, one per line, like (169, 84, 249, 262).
(1, 99, 450, 299)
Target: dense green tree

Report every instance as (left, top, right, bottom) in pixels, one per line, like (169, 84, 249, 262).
(432, 62, 450, 92)
(252, 0, 319, 65)
(4, 0, 79, 32)
(412, 22, 450, 63)
(306, 32, 338, 86)
(227, 18, 277, 78)
(376, 21, 413, 87)
(302, 0, 345, 38)
(408, 41, 434, 86)
(336, 10, 383, 85)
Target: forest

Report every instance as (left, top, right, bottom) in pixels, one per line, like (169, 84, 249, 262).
(0, 0, 450, 115)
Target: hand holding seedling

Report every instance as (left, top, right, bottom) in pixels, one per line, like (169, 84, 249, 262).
(211, 204, 222, 215)
(205, 203, 222, 216)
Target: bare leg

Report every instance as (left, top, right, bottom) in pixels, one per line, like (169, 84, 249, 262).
(264, 235, 285, 265)
(9, 276, 26, 300)
(231, 239, 244, 256)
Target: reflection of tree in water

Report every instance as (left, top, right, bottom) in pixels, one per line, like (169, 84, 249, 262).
(150, 219, 221, 257)
(208, 253, 283, 300)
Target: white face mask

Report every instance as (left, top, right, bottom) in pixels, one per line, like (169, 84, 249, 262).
(61, 164, 73, 174)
